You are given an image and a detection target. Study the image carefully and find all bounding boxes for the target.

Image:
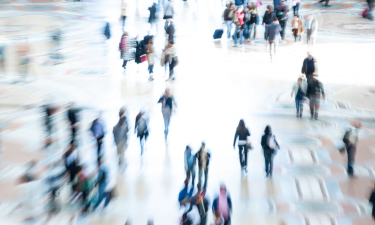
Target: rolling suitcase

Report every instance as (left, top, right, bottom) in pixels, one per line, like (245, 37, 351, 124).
(213, 29, 224, 39)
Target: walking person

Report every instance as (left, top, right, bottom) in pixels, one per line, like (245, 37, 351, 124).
(261, 125, 280, 177)
(196, 142, 211, 191)
(145, 37, 155, 81)
(265, 17, 281, 62)
(162, 41, 177, 80)
(291, 15, 304, 42)
(233, 119, 251, 172)
(119, 32, 136, 71)
(292, 0, 301, 16)
(342, 122, 361, 176)
(262, 5, 275, 41)
(232, 5, 244, 47)
(148, 1, 158, 34)
(244, 6, 252, 41)
(90, 116, 106, 163)
(369, 183, 375, 220)
(121, 0, 127, 30)
(64, 141, 79, 184)
(184, 146, 196, 186)
(212, 185, 232, 225)
(276, 0, 288, 40)
(223, 3, 235, 39)
(291, 76, 307, 118)
(301, 52, 315, 81)
(157, 89, 176, 139)
(67, 104, 79, 143)
(306, 75, 325, 120)
(165, 20, 175, 43)
(113, 108, 129, 168)
(134, 111, 149, 155)
(184, 186, 209, 225)
(305, 15, 318, 46)
(248, 3, 259, 39)
(93, 159, 111, 211)
(318, 0, 331, 7)
(163, 0, 174, 33)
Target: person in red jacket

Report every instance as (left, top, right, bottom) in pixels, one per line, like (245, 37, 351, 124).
(233, 5, 244, 47)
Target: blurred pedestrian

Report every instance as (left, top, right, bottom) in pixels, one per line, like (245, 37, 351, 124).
(233, 119, 251, 172)
(135, 111, 149, 155)
(291, 15, 304, 42)
(318, 0, 330, 7)
(244, 6, 251, 41)
(306, 75, 325, 120)
(184, 186, 209, 225)
(158, 89, 176, 139)
(301, 52, 315, 81)
(104, 22, 111, 40)
(369, 183, 375, 220)
(119, 31, 137, 71)
(165, 20, 175, 42)
(262, 5, 275, 41)
(179, 178, 194, 207)
(184, 145, 196, 186)
(273, 0, 281, 12)
(163, 0, 174, 32)
(248, 3, 258, 39)
(223, 3, 235, 39)
(233, 5, 244, 47)
(45, 161, 67, 216)
(265, 17, 281, 62)
(64, 141, 79, 183)
(291, 76, 307, 118)
(145, 37, 155, 81)
(212, 185, 232, 225)
(305, 15, 318, 46)
(342, 122, 361, 176)
(43, 104, 57, 148)
(261, 125, 280, 177)
(292, 0, 301, 16)
(67, 103, 79, 143)
(148, 1, 158, 34)
(51, 28, 62, 64)
(93, 159, 111, 210)
(196, 142, 211, 191)
(275, 0, 288, 40)
(161, 41, 177, 80)
(90, 117, 106, 163)
(121, 0, 127, 30)
(113, 107, 129, 168)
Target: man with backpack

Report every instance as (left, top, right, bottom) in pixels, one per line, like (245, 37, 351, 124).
(306, 75, 325, 120)
(261, 125, 280, 178)
(276, 0, 288, 40)
(223, 3, 235, 39)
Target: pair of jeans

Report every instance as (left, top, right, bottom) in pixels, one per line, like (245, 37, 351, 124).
(169, 58, 176, 77)
(269, 40, 278, 59)
(198, 166, 209, 190)
(226, 21, 232, 39)
(96, 135, 104, 162)
(293, 3, 300, 16)
(148, 65, 154, 74)
(163, 113, 171, 135)
(94, 186, 111, 209)
(309, 94, 320, 119)
(244, 23, 250, 39)
(279, 20, 287, 39)
(122, 60, 127, 69)
(295, 96, 304, 116)
(264, 25, 269, 40)
(249, 24, 256, 39)
(233, 26, 243, 45)
(264, 152, 274, 175)
(139, 134, 146, 155)
(294, 34, 301, 42)
(238, 144, 248, 168)
(186, 167, 196, 186)
(122, 16, 126, 29)
(347, 145, 356, 175)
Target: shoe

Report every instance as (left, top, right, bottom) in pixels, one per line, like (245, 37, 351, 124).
(266, 172, 269, 177)
(244, 167, 248, 173)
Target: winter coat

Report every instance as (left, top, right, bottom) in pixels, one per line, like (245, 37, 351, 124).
(291, 18, 304, 35)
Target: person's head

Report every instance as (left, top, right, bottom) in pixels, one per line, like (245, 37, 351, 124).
(238, 119, 246, 130)
(168, 40, 174, 47)
(123, 31, 128, 37)
(266, 5, 273, 12)
(220, 184, 227, 195)
(201, 142, 206, 149)
(280, 0, 285, 5)
(147, 219, 154, 225)
(245, 6, 250, 11)
(119, 107, 126, 118)
(249, 2, 255, 8)
(164, 89, 170, 97)
(148, 37, 153, 44)
(307, 52, 313, 59)
(294, 15, 299, 20)
(265, 125, 272, 134)
(186, 145, 191, 152)
(272, 17, 278, 23)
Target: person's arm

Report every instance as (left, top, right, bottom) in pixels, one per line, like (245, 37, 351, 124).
(184, 151, 188, 171)
(301, 59, 306, 74)
(233, 130, 238, 147)
(370, 191, 375, 204)
(261, 135, 266, 148)
(247, 128, 251, 137)
(320, 82, 325, 99)
(228, 196, 233, 212)
(158, 96, 163, 104)
(274, 136, 280, 149)
(262, 13, 265, 25)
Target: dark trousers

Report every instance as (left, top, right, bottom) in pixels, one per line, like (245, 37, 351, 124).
(238, 144, 248, 168)
(71, 126, 76, 142)
(347, 146, 356, 175)
(309, 95, 320, 119)
(96, 135, 104, 162)
(319, 0, 330, 5)
(293, 3, 300, 16)
(169, 58, 176, 77)
(279, 20, 287, 39)
(264, 152, 274, 175)
(224, 217, 231, 225)
(122, 16, 126, 29)
(122, 60, 127, 68)
(148, 65, 154, 74)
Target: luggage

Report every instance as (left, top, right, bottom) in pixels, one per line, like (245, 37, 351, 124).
(140, 54, 147, 63)
(213, 29, 224, 39)
(362, 8, 369, 18)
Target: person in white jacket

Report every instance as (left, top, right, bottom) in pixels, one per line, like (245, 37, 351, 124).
(291, 75, 307, 118)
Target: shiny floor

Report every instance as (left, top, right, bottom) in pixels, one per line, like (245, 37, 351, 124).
(1, 0, 375, 224)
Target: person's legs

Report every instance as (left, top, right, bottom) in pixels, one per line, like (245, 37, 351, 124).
(169, 58, 175, 77)
(122, 16, 126, 29)
(140, 135, 145, 155)
(191, 168, 196, 186)
(226, 21, 232, 39)
(264, 153, 270, 175)
(244, 24, 250, 40)
(251, 24, 257, 39)
(117, 141, 126, 166)
(203, 167, 209, 190)
(244, 144, 248, 169)
(239, 29, 243, 45)
(234, 27, 239, 45)
(298, 35, 301, 42)
(293, 5, 297, 16)
(264, 26, 268, 40)
(296, 3, 300, 15)
(269, 154, 274, 176)
(224, 217, 231, 225)
(299, 98, 304, 117)
(198, 166, 203, 189)
(122, 60, 127, 68)
(280, 21, 286, 39)
(347, 146, 356, 175)
(274, 39, 278, 53)
(314, 96, 320, 119)
(238, 145, 244, 167)
(94, 189, 104, 209)
(309, 96, 315, 118)
(307, 29, 312, 44)
(103, 191, 111, 207)
(163, 114, 171, 136)
(269, 41, 275, 60)
(295, 96, 300, 115)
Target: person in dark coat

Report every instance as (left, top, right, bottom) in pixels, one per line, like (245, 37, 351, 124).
(306, 75, 325, 120)
(157, 89, 176, 139)
(165, 21, 175, 42)
(104, 22, 111, 40)
(195, 142, 211, 191)
(275, 0, 288, 40)
(261, 125, 280, 177)
(301, 52, 315, 81)
(67, 104, 79, 143)
(262, 5, 275, 40)
(184, 186, 209, 225)
(148, 2, 158, 33)
(233, 119, 251, 172)
(342, 122, 361, 176)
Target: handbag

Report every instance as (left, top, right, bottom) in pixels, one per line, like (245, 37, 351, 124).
(232, 11, 240, 26)
(246, 140, 253, 152)
(140, 54, 147, 63)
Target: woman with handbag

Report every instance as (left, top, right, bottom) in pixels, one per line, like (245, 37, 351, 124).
(233, 119, 251, 172)
(261, 125, 280, 178)
(291, 14, 304, 42)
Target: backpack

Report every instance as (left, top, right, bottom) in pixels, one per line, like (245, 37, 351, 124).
(267, 134, 277, 150)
